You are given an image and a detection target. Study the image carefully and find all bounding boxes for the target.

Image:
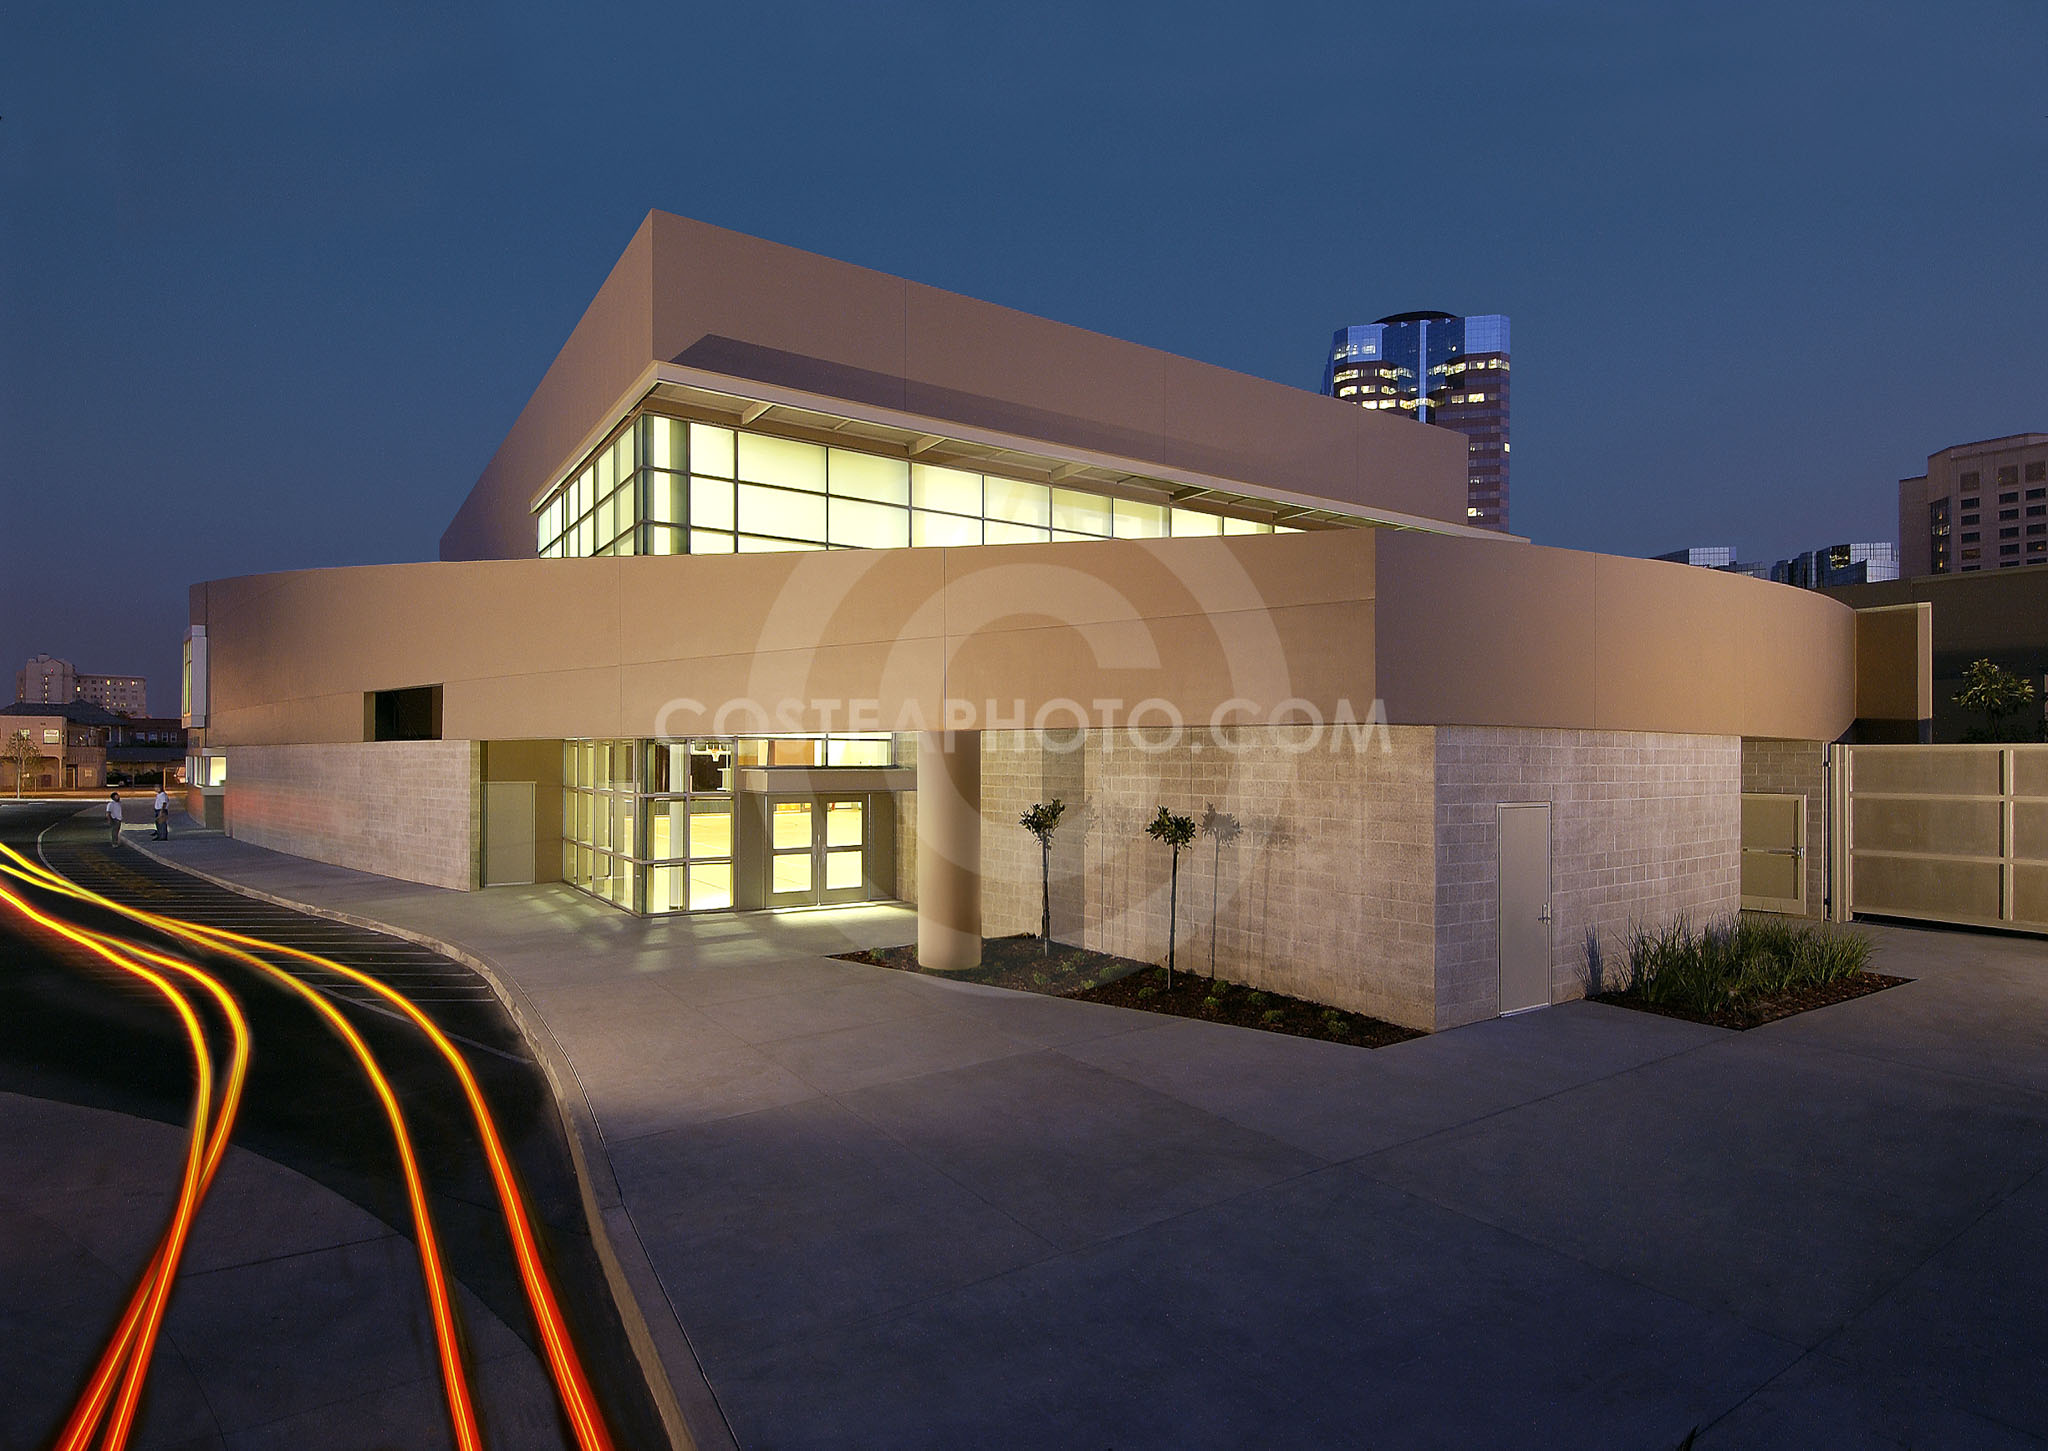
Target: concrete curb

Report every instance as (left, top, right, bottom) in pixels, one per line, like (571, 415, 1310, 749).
(126, 836, 739, 1451)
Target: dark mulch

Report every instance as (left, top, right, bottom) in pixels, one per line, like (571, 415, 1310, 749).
(835, 934, 1148, 997)
(1594, 971, 1911, 1031)
(835, 934, 1422, 1048)
(1073, 966, 1422, 1048)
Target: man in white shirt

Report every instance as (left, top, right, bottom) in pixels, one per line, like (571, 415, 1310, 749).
(153, 785, 171, 840)
(105, 791, 123, 847)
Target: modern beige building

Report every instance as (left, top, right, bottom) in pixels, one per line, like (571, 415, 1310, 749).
(1899, 434, 2048, 577)
(183, 212, 1904, 1030)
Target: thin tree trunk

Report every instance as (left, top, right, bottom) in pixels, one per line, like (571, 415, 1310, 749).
(1167, 849, 1179, 988)
(1209, 838, 1220, 978)
(1040, 839, 1051, 955)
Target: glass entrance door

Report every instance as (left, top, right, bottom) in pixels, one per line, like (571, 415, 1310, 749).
(820, 799, 867, 904)
(764, 797, 870, 907)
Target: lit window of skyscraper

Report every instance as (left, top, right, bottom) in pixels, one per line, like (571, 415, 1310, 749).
(1320, 312, 1511, 531)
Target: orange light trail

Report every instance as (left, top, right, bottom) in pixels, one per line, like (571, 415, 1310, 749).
(0, 884, 247, 1451)
(66, 928, 249, 1451)
(1, 851, 484, 1451)
(6, 841, 616, 1451)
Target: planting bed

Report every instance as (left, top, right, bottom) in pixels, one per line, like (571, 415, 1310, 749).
(835, 934, 1421, 1048)
(1589, 913, 1907, 1030)
(1596, 971, 1910, 1031)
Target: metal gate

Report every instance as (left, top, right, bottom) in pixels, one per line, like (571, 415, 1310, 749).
(1831, 744, 2048, 933)
(1740, 792, 1807, 914)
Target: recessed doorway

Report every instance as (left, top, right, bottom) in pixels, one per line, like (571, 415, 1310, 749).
(765, 797, 873, 907)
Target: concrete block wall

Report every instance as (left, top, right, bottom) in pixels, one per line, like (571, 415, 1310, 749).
(224, 741, 481, 891)
(893, 790, 918, 906)
(888, 733, 919, 905)
(1740, 738, 1829, 917)
(1433, 729, 1742, 1027)
(979, 723, 1441, 1030)
(979, 730, 1087, 944)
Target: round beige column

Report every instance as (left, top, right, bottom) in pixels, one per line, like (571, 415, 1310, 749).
(917, 730, 982, 971)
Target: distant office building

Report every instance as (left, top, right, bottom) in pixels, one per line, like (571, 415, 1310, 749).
(77, 673, 148, 716)
(1654, 546, 1738, 569)
(1321, 312, 1510, 531)
(1653, 543, 1896, 589)
(14, 654, 148, 716)
(1899, 434, 2048, 577)
(1773, 543, 1899, 590)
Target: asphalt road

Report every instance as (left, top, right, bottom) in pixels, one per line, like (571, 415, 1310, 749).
(0, 801, 668, 1449)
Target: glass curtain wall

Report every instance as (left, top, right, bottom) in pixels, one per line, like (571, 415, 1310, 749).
(563, 737, 734, 913)
(536, 413, 1291, 559)
(561, 734, 893, 914)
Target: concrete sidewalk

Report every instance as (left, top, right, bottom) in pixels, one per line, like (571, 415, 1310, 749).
(132, 827, 2048, 1449)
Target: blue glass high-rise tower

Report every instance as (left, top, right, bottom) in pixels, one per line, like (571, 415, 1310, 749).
(1320, 312, 1510, 531)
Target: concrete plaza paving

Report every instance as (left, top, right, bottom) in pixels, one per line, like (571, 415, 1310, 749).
(129, 825, 2048, 1449)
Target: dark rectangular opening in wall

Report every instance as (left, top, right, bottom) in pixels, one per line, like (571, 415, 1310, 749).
(367, 686, 443, 741)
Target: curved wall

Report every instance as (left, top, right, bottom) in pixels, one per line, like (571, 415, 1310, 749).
(196, 530, 1855, 749)
(1375, 532, 1857, 740)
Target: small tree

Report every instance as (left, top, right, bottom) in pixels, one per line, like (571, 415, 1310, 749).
(1955, 658, 2037, 741)
(1018, 798, 1066, 956)
(5, 730, 40, 798)
(1145, 806, 1198, 987)
(1200, 804, 1242, 979)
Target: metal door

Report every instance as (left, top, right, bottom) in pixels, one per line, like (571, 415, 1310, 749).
(1740, 792, 1807, 914)
(817, 799, 870, 904)
(483, 781, 536, 886)
(1498, 803, 1553, 1014)
(763, 797, 871, 907)
(765, 800, 818, 906)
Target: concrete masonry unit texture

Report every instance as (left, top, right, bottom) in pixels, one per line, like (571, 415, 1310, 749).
(182, 210, 1913, 1031)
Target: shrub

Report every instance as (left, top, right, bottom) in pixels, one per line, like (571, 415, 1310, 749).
(1619, 913, 1872, 1016)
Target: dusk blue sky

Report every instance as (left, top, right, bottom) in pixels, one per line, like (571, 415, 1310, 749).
(4, 1, 2044, 704)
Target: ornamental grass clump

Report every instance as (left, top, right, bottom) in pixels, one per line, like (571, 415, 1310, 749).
(1620, 913, 1872, 1016)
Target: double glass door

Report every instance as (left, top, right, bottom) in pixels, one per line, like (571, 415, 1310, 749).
(766, 798, 869, 907)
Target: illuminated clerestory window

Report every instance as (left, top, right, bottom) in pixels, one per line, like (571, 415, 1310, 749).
(534, 412, 1299, 559)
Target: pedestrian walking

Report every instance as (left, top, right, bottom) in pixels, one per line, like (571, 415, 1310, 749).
(153, 784, 171, 840)
(105, 790, 123, 847)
